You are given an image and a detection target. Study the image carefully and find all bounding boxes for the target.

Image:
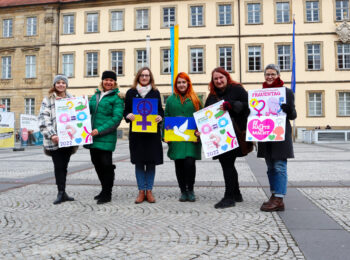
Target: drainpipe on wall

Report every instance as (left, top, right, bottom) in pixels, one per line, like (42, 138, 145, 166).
(56, 3, 60, 75)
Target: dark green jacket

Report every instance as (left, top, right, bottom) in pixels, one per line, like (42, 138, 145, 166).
(84, 88, 124, 152)
(165, 94, 202, 160)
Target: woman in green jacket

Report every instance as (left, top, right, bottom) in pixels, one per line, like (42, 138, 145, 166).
(165, 72, 202, 202)
(84, 71, 124, 204)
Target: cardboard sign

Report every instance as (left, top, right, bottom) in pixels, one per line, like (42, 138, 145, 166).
(193, 100, 238, 158)
(55, 96, 92, 147)
(246, 87, 287, 142)
(132, 98, 158, 133)
(164, 117, 197, 142)
(0, 112, 15, 148)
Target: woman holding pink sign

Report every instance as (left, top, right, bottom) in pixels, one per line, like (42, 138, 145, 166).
(258, 64, 297, 212)
(39, 74, 76, 205)
(204, 67, 250, 209)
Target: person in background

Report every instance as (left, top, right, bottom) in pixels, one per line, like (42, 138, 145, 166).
(165, 72, 202, 202)
(258, 64, 297, 212)
(84, 70, 124, 204)
(124, 67, 164, 204)
(39, 74, 77, 205)
(204, 67, 250, 209)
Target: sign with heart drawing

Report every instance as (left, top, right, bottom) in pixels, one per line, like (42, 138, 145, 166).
(246, 87, 287, 142)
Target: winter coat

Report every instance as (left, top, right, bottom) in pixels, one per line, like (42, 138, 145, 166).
(257, 87, 297, 159)
(39, 92, 73, 151)
(124, 88, 164, 165)
(84, 88, 124, 152)
(164, 94, 202, 160)
(205, 83, 249, 158)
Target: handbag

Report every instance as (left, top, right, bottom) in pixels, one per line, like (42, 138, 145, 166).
(233, 121, 254, 156)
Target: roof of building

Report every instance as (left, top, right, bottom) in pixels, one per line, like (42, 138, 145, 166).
(0, 0, 83, 8)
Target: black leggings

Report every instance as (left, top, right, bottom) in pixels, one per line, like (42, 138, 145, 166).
(51, 147, 73, 192)
(174, 157, 196, 192)
(218, 152, 240, 199)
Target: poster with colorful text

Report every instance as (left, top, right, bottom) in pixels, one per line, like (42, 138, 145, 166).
(164, 117, 197, 142)
(132, 98, 158, 133)
(20, 114, 43, 146)
(193, 100, 238, 158)
(55, 96, 92, 148)
(246, 87, 286, 142)
(0, 112, 15, 148)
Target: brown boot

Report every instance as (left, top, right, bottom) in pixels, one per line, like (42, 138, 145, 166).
(135, 190, 145, 204)
(260, 197, 285, 212)
(262, 194, 275, 205)
(146, 190, 156, 203)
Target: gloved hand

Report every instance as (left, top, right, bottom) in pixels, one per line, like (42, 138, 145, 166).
(222, 101, 232, 111)
(281, 104, 292, 114)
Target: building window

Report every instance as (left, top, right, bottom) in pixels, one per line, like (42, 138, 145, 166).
(305, 1, 320, 22)
(136, 49, 148, 72)
(276, 2, 290, 23)
(25, 55, 36, 78)
(337, 43, 350, 69)
(190, 6, 204, 26)
(248, 46, 262, 71)
(218, 4, 232, 25)
(247, 3, 261, 24)
(111, 51, 123, 75)
(338, 92, 350, 116)
(1, 56, 11, 79)
(25, 98, 35, 115)
(136, 9, 149, 30)
(163, 7, 175, 28)
(306, 44, 321, 70)
(0, 98, 10, 112)
(111, 11, 123, 31)
(161, 49, 171, 74)
(277, 45, 291, 71)
(308, 92, 322, 117)
(190, 47, 204, 73)
(26, 17, 37, 36)
(86, 52, 98, 76)
(336, 0, 349, 21)
(219, 47, 233, 72)
(86, 13, 98, 33)
(2, 19, 13, 38)
(63, 14, 74, 34)
(62, 54, 74, 77)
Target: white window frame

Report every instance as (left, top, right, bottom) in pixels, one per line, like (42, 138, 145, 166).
(161, 48, 171, 74)
(190, 6, 204, 27)
(189, 47, 204, 73)
(135, 49, 148, 72)
(62, 54, 74, 78)
(25, 55, 36, 78)
(338, 91, 350, 116)
(337, 43, 350, 70)
(86, 13, 98, 33)
(86, 52, 98, 77)
(162, 7, 176, 28)
(308, 92, 323, 117)
(306, 43, 321, 70)
(218, 46, 233, 72)
(110, 10, 124, 31)
(25, 98, 35, 115)
(0, 98, 10, 112)
(218, 4, 232, 25)
(276, 2, 290, 23)
(26, 17, 37, 36)
(305, 1, 320, 22)
(277, 45, 291, 71)
(247, 3, 261, 24)
(2, 19, 13, 38)
(63, 14, 74, 34)
(1, 56, 11, 79)
(335, 0, 349, 21)
(247, 46, 262, 72)
(110, 50, 124, 76)
(136, 9, 149, 30)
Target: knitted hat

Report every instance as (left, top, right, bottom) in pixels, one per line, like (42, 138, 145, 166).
(53, 74, 68, 87)
(102, 70, 117, 81)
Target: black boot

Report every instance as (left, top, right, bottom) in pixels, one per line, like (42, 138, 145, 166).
(233, 189, 243, 202)
(97, 167, 114, 204)
(63, 192, 74, 202)
(214, 197, 235, 209)
(53, 191, 65, 205)
(94, 191, 103, 200)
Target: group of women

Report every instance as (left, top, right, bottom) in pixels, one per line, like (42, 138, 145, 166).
(39, 64, 296, 212)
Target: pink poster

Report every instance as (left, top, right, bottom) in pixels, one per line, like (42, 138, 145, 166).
(246, 87, 286, 142)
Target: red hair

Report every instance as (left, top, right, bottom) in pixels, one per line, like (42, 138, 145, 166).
(208, 67, 241, 96)
(174, 72, 202, 111)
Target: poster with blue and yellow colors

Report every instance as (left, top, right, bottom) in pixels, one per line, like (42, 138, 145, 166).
(164, 117, 197, 142)
(0, 112, 15, 148)
(132, 98, 158, 133)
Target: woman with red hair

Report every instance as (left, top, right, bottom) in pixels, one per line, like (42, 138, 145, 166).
(165, 72, 202, 202)
(205, 67, 250, 209)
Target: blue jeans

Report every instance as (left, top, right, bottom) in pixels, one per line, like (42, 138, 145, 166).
(265, 158, 287, 197)
(135, 164, 156, 190)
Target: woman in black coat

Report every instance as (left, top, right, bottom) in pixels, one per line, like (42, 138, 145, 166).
(258, 64, 297, 212)
(124, 67, 164, 204)
(204, 67, 250, 209)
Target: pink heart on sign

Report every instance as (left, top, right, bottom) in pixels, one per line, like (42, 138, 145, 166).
(248, 119, 275, 140)
(253, 100, 265, 116)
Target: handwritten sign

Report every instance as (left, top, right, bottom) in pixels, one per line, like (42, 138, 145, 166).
(246, 87, 286, 142)
(164, 117, 197, 142)
(0, 112, 15, 148)
(132, 98, 158, 133)
(193, 100, 238, 158)
(55, 96, 92, 147)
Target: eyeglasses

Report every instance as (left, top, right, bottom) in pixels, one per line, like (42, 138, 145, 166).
(265, 73, 277, 77)
(140, 74, 150, 78)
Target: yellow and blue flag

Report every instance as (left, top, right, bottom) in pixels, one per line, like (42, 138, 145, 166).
(132, 98, 158, 133)
(164, 117, 197, 142)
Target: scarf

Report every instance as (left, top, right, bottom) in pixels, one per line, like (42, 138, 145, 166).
(263, 77, 284, 89)
(136, 84, 152, 98)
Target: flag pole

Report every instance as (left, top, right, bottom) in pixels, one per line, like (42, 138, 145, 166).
(170, 25, 179, 93)
(291, 15, 296, 142)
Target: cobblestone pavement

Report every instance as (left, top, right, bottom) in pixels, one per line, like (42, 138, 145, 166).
(0, 142, 349, 259)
